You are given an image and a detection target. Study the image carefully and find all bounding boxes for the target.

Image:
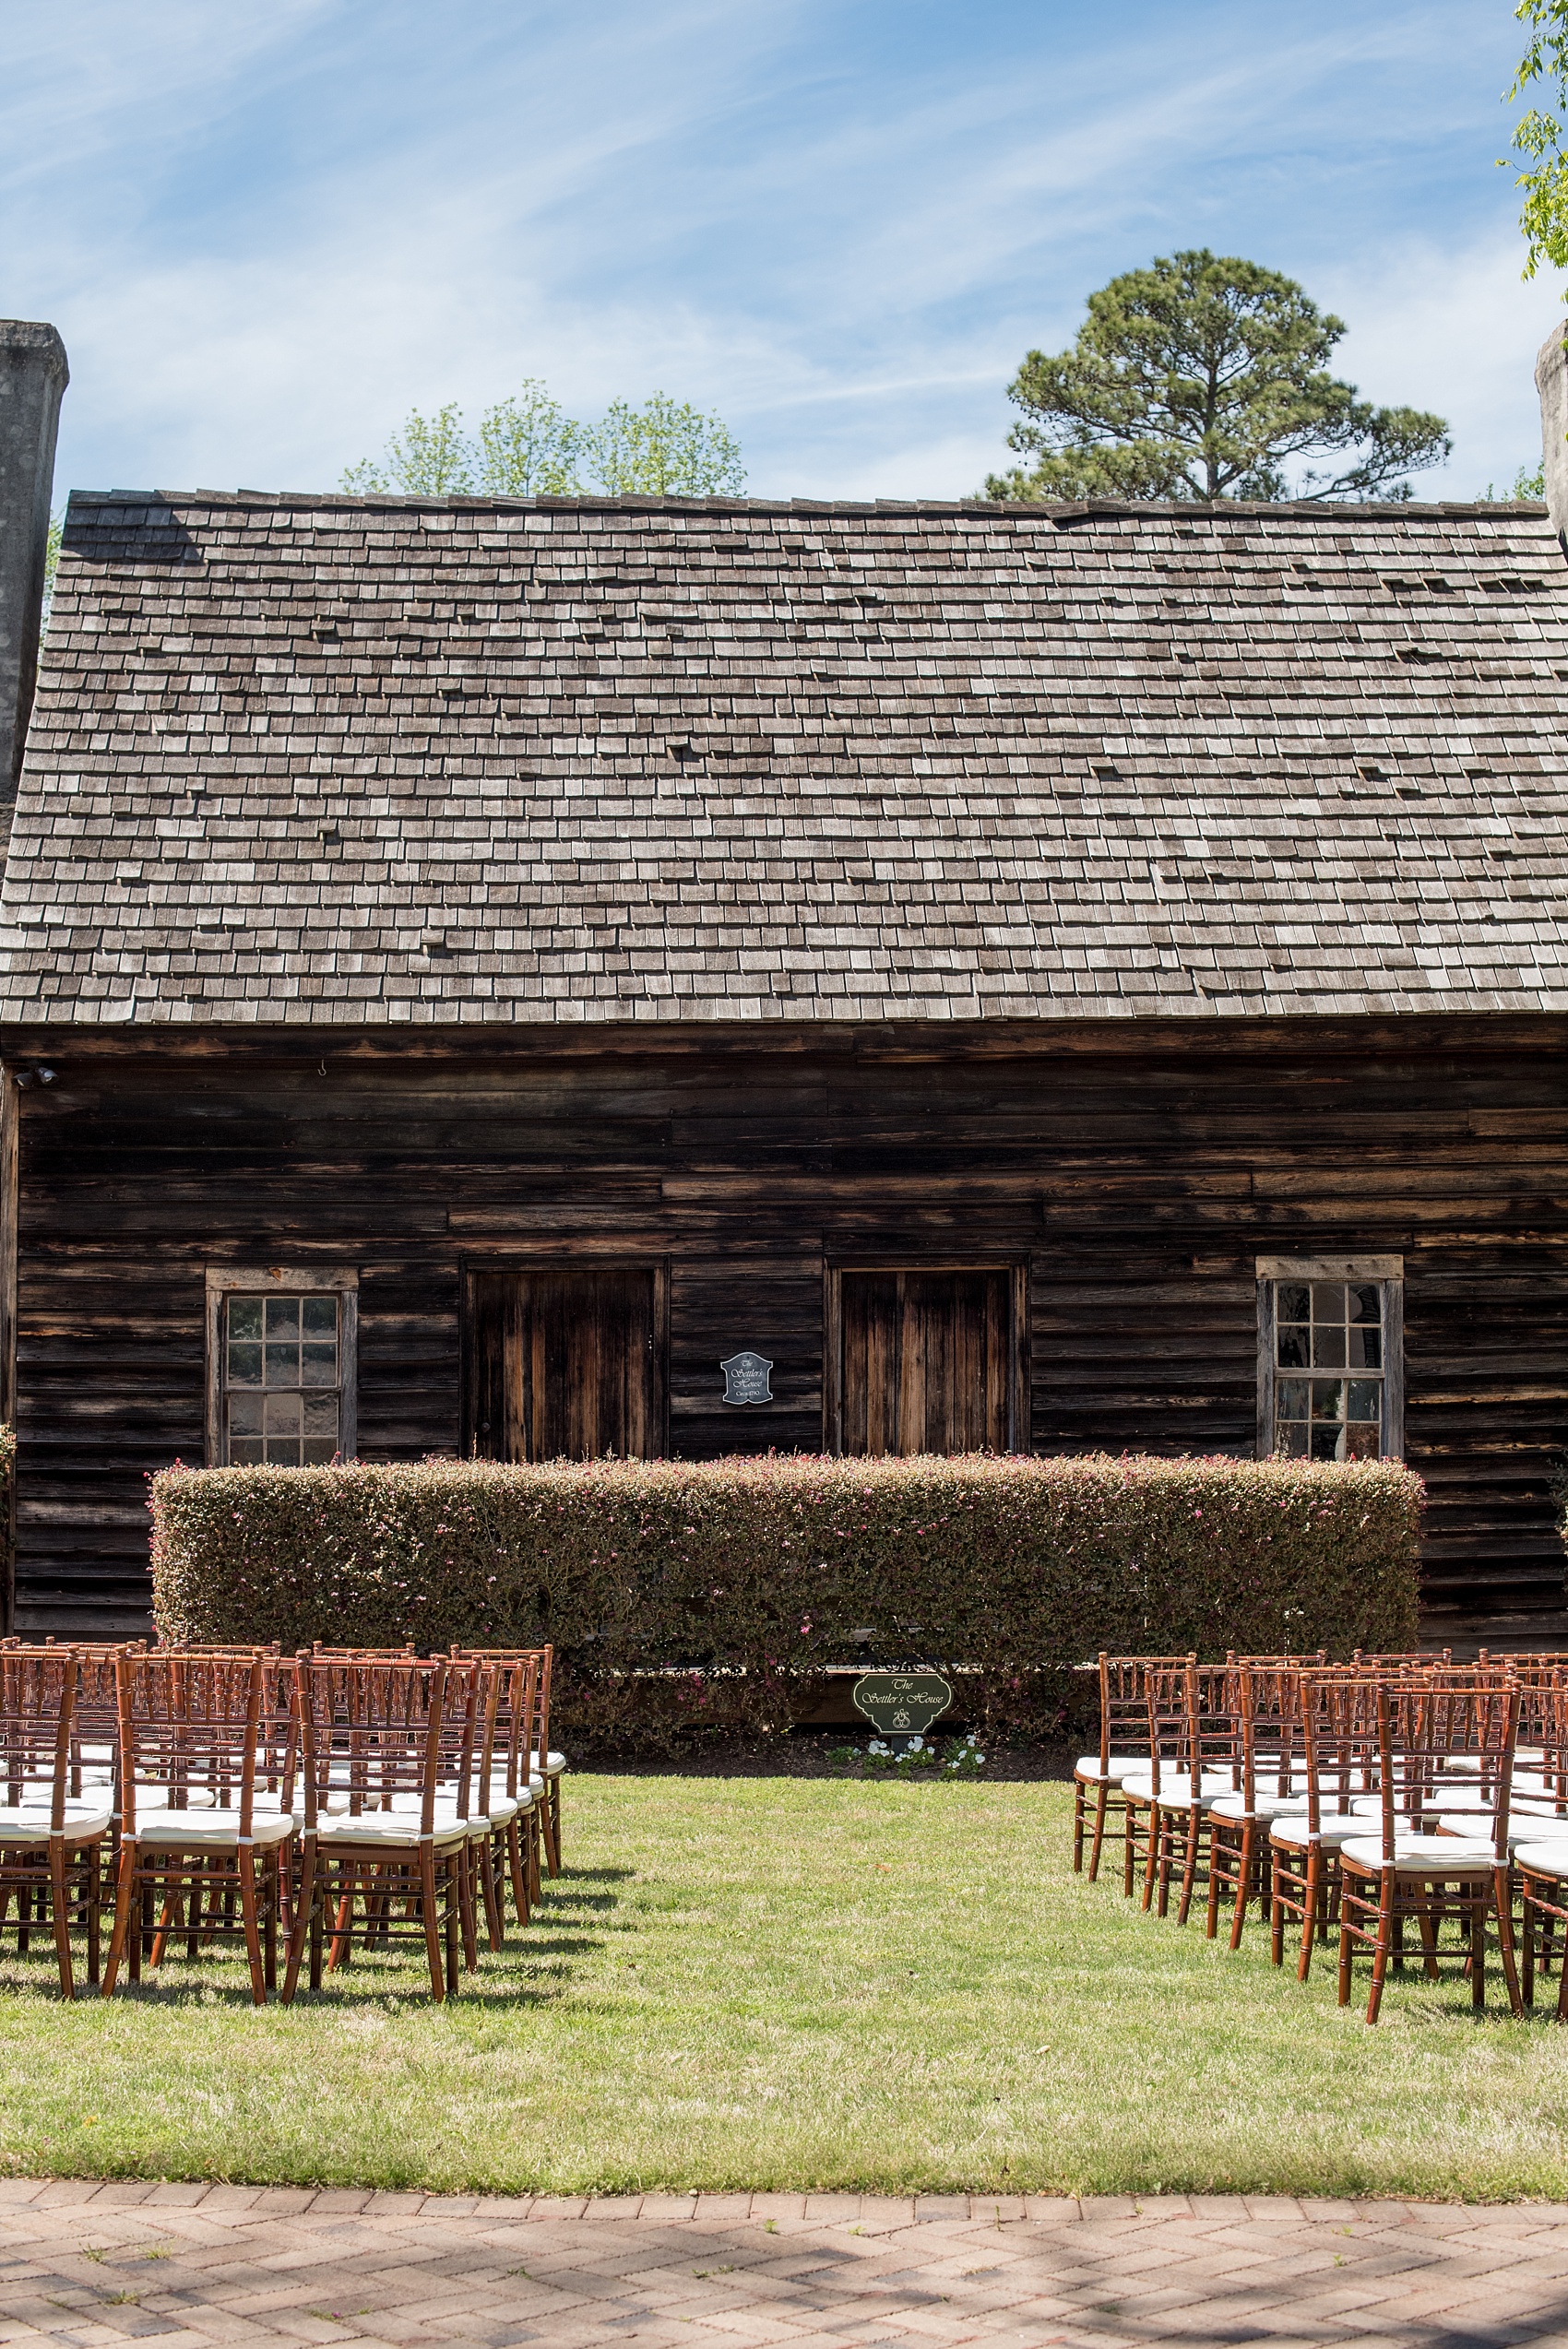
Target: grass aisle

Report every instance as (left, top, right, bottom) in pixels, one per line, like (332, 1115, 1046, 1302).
(2, 1774, 1567, 2198)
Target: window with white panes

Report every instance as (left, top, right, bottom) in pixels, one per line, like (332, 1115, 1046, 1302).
(1256, 1258, 1403, 1463)
(207, 1271, 357, 1467)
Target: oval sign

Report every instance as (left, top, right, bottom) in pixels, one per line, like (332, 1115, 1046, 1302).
(851, 1670, 954, 1738)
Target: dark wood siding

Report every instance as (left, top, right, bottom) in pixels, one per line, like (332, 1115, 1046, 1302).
(4, 1013, 1564, 1646)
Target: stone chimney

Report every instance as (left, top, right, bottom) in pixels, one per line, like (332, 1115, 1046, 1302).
(1536, 320, 1568, 551)
(0, 321, 68, 805)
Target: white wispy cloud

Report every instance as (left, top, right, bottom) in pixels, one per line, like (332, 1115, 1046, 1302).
(0, 0, 1550, 504)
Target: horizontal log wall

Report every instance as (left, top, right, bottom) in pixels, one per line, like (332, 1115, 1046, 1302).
(5, 1014, 1564, 1643)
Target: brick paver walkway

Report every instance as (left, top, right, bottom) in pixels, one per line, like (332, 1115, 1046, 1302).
(3, 2180, 1568, 2346)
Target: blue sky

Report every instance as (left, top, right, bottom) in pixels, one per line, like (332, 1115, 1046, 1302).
(3, 0, 1558, 503)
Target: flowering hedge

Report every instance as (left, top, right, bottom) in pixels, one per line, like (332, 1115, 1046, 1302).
(148, 1452, 1421, 1750)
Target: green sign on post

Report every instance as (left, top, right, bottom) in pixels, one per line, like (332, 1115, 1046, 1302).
(851, 1671, 954, 1742)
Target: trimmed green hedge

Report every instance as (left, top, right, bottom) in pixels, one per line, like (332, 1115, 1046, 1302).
(148, 1452, 1423, 1750)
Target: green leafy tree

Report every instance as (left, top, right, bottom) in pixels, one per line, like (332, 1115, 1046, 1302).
(1505, 1, 1568, 282)
(474, 382, 584, 494)
(986, 251, 1451, 504)
(341, 402, 474, 494)
(341, 384, 744, 497)
(582, 393, 745, 494)
(1479, 460, 1548, 499)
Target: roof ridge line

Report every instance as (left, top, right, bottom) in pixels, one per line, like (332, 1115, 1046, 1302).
(61, 491, 1553, 521)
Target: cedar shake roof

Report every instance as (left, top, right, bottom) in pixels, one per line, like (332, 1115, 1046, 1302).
(3, 489, 1567, 1026)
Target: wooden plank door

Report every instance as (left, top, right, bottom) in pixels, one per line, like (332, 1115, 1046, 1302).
(839, 1269, 1012, 1455)
(468, 1267, 662, 1461)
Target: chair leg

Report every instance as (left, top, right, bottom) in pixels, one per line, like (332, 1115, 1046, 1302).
(1073, 1779, 1086, 1872)
(1366, 1871, 1395, 2025)
(1229, 1821, 1257, 1952)
(540, 1780, 562, 1878)
(456, 1847, 480, 1973)
(281, 1843, 315, 2006)
(1523, 1887, 1538, 2009)
(47, 1840, 75, 2001)
(101, 1845, 139, 1998)
(1299, 1847, 1322, 1982)
(1205, 1824, 1226, 1941)
(1471, 1885, 1487, 2012)
(418, 1846, 445, 2001)
(236, 1847, 267, 2008)
(505, 1818, 530, 1926)
(310, 1861, 327, 1992)
(1495, 1867, 1523, 2016)
(445, 1857, 461, 1997)
(1087, 1783, 1112, 1883)
(480, 1838, 505, 1952)
(86, 1845, 101, 1989)
(1175, 1805, 1203, 1929)
(264, 1852, 279, 1995)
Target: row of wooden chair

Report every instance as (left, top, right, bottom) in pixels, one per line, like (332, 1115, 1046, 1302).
(0, 1640, 568, 2004)
(1073, 1649, 1568, 2024)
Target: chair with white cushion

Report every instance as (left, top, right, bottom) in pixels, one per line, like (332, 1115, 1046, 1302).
(0, 1647, 112, 1998)
(1073, 1654, 1188, 1889)
(283, 1655, 482, 2003)
(525, 1644, 564, 1878)
(1206, 1663, 1310, 1950)
(1503, 1674, 1568, 2018)
(1118, 1660, 1235, 1922)
(1270, 1668, 1381, 1980)
(1333, 1668, 1521, 2024)
(101, 1651, 299, 2005)
(453, 1650, 541, 1928)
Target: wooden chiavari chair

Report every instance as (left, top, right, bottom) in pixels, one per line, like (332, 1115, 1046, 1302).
(102, 1652, 299, 2004)
(452, 1649, 541, 1925)
(0, 1648, 111, 1997)
(1118, 1662, 1233, 1921)
(528, 1645, 564, 1877)
(1151, 1663, 1240, 1928)
(1072, 1655, 1184, 1884)
(1205, 1663, 1311, 1949)
(1270, 1668, 1380, 1980)
(283, 1655, 486, 2003)
(1334, 1669, 1520, 2023)
(1505, 1676, 1568, 2018)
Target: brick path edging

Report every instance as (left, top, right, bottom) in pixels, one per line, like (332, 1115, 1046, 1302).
(8, 2176, 1568, 2345)
(0, 2177, 1534, 2221)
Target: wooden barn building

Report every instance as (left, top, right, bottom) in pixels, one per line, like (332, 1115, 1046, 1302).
(0, 316, 1565, 1646)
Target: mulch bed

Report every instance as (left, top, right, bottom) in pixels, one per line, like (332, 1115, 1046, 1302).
(577, 1731, 1076, 1783)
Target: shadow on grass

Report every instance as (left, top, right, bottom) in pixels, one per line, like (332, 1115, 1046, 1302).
(0, 1864, 636, 2014)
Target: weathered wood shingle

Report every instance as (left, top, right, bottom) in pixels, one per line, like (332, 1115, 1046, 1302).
(5, 490, 1566, 1024)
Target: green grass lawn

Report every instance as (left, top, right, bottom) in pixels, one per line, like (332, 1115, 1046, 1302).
(2, 1773, 1567, 2199)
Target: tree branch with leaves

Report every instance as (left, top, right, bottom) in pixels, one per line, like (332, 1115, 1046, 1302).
(1506, 0, 1568, 284)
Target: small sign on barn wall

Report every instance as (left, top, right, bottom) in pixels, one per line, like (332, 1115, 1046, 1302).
(720, 1350, 773, 1405)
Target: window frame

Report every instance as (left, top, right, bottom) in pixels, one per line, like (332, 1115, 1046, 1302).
(205, 1266, 359, 1468)
(1255, 1253, 1403, 1463)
